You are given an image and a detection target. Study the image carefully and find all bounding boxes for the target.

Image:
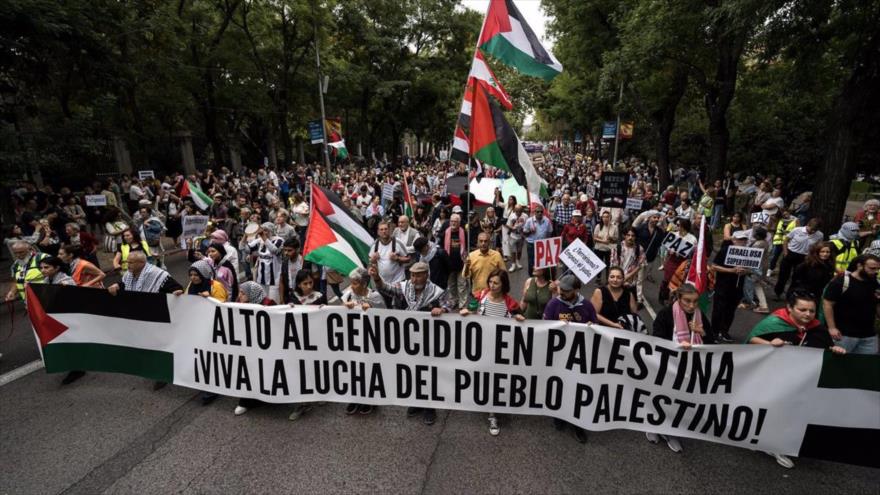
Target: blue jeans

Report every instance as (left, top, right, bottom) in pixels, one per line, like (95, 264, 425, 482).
(839, 335, 878, 355)
(711, 204, 724, 229)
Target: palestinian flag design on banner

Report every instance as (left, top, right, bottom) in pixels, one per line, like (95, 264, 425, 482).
(304, 183, 373, 272)
(25, 284, 880, 469)
(478, 0, 563, 81)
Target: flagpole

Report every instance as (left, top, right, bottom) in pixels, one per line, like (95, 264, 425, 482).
(611, 81, 623, 169)
(313, 16, 331, 175)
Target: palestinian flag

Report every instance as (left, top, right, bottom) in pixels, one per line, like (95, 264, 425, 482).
(478, 0, 563, 81)
(304, 183, 373, 272)
(451, 125, 470, 164)
(402, 174, 415, 218)
(685, 216, 711, 312)
(328, 139, 349, 159)
(177, 179, 213, 211)
(451, 52, 512, 165)
(470, 83, 545, 202)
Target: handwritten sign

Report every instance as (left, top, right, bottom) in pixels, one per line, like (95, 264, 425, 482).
(660, 232, 695, 258)
(85, 194, 107, 207)
(559, 239, 606, 284)
(724, 246, 764, 269)
(534, 236, 563, 269)
(138, 170, 155, 180)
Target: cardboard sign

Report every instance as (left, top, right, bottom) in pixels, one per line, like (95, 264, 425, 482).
(660, 232, 695, 258)
(598, 172, 628, 208)
(625, 198, 643, 211)
(724, 246, 764, 269)
(85, 194, 107, 207)
(138, 170, 155, 180)
(556, 167, 565, 177)
(559, 239, 606, 285)
(751, 212, 770, 225)
(534, 237, 562, 269)
(182, 215, 209, 239)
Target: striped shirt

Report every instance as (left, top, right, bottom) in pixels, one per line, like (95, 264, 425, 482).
(480, 299, 510, 318)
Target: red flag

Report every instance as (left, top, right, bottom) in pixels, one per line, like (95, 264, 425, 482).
(686, 216, 709, 293)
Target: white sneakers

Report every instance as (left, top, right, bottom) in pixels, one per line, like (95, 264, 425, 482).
(646, 432, 682, 453)
(767, 452, 795, 469)
(488, 416, 500, 436)
(234, 406, 248, 416)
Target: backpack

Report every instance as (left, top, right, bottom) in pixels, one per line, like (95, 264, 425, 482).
(142, 218, 164, 247)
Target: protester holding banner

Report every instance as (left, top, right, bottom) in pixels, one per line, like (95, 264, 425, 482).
(746, 291, 847, 468)
(340, 267, 384, 311)
(232, 282, 274, 416)
(38, 255, 88, 385)
(460, 269, 525, 436)
(370, 261, 449, 425)
(544, 274, 595, 443)
(204, 243, 238, 302)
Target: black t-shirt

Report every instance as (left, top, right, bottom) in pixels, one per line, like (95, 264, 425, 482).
(713, 242, 744, 296)
(824, 274, 880, 338)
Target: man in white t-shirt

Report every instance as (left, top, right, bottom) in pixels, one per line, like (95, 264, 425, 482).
(370, 220, 410, 307)
(774, 218, 823, 298)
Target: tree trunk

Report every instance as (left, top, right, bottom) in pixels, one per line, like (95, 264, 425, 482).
(812, 27, 880, 234)
(653, 68, 688, 189)
(706, 108, 729, 182)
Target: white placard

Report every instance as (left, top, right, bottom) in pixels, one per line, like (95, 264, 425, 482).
(556, 167, 565, 177)
(381, 183, 395, 203)
(626, 198, 643, 211)
(138, 170, 155, 180)
(182, 215, 209, 239)
(660, 232, 695, 258)
(723, 246, 764, 269)
(85, 194, 107, 207)
(558, 238, 606, 285)
(534, 236, 563, 269)
(750, 212, 770, 225)
(438, 150, 448, 161)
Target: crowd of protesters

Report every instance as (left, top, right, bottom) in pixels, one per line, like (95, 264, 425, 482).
(4, 149, 879, 469)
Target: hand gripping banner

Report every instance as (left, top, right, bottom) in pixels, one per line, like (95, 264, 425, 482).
(26, 285, 879, 468)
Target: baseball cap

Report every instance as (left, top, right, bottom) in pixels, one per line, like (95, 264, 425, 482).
(410, 262, 429, 273)
(732, 230, 749, 240)
(572, 210, 582, 217)
(557, 274, 581, 292)
(452, 205, 463, 213)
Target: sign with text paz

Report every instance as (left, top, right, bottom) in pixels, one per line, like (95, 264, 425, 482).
(598, 172, 628, 208)
(182, 215, 210, 240)
(660, 232, 695, 258)
(137, 170, 155, 180)
(602, 121, 617, 140)
(625, 198, 643, 211)
(724, 246, 764, 270)
(559, 238, 606, 285)
(750, 212, 770, 225)
(85, 194, 107, 207)
(308, 120, 325, 144)
(534, 237, 562, 270)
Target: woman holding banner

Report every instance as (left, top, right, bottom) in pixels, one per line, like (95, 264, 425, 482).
(649, 283, 713, 453)
(233, 282, 275, 416)
(590, 267, 640, 331)
(745, 290, 847, 468)
(460, 269, 525, 436)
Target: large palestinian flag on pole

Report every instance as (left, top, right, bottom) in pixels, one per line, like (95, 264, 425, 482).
(303, 183, 373, 273)
(451, 51, 512, 164)
(478, 0, 563, 81)
(469, 83, 545, 203)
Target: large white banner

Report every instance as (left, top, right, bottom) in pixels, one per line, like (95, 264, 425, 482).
(26, 285, 880, 467)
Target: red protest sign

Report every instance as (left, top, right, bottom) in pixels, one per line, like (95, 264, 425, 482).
(534, 236, 562, 269)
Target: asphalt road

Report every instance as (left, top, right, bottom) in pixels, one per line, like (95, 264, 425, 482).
(1, 245, 878, 494)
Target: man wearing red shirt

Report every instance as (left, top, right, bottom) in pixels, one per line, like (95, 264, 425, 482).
(561, 210, 590, 247)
